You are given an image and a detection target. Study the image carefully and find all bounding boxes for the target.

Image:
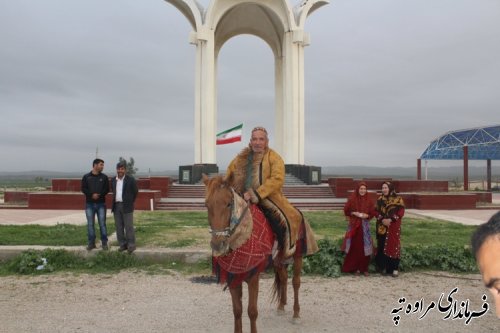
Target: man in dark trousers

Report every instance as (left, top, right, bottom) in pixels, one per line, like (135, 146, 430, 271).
(111, 161, 138, 254)
(81, 158, 110, 251)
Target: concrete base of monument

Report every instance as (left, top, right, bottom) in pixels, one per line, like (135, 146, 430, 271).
(285, 164, 322, 185)
(178, 164, 219, 184)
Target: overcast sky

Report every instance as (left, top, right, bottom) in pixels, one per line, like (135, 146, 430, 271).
(1, 0, 499, 173)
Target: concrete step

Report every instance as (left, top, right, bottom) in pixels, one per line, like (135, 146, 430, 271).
(0, 204, 29, 209)
(156, 203, 206, 211)
(476, 204, 500, 210)
(162, 182, 338, 211)
(284, 174, 306, 185)
(167, 184, 335, 199)
(156, 197, 345, 211)
(283, 186, 334, 198)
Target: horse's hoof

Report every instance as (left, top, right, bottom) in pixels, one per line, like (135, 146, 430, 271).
(277, 308, 286, 316)
(291, 316, 301, 324)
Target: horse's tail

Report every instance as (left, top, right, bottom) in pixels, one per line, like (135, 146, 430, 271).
(271, 269, 283, 305)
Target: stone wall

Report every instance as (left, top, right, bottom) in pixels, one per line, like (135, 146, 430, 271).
(328, 177, 491, 209)
(4, 176, 171, 210)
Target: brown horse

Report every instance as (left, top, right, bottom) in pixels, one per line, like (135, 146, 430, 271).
(203, 175, 309, 333)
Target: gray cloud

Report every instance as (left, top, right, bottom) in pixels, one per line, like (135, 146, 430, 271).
(1, 0, 499, 173)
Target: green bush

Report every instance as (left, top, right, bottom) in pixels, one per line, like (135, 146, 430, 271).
(1, 249, 139, 275)
(85, 251, 139, 271)
(4, 248, 84, 274)
(302, 239, 345, 277)
(400, 244, 477, 272)
(300, 239, 478, 278)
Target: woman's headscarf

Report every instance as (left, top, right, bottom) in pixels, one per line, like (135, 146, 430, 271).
(376, 181, 405, 217)
(348, 181, 372, 213)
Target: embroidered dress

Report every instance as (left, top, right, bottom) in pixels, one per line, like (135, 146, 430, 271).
(341, 182, 376, 273)
(375, 182, 405, 274)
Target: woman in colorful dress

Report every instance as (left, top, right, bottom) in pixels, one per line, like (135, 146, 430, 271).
(341, 182, 376, 276)
(375, 181, 405, 277)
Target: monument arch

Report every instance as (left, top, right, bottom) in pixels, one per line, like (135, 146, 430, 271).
(165, 0, 328, 178)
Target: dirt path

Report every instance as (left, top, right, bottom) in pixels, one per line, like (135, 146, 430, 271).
(0, 271, 497, 332)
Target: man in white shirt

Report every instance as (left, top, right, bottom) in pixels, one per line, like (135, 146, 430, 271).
(111, 161, 139, 253)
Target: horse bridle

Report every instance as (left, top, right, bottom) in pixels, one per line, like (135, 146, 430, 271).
(208, 188, 249, 238)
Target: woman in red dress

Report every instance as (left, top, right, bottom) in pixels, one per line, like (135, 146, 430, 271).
(375, 181, 405, 277)
(341, 182, 376, 276)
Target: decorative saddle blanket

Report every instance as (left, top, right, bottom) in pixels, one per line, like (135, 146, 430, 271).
(213, 204, 274, 288)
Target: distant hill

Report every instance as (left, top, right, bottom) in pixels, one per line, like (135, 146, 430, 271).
(0, 170, 178, 180)
(322, 165, 500, 180)
(0, 170, 82, 179)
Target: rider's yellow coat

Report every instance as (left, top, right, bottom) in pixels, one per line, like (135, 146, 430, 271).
(225, 147, 318, 257)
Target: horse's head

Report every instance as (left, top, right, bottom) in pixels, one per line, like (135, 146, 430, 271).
(202, 174, 253, 257)
(203, 174, 233, 256)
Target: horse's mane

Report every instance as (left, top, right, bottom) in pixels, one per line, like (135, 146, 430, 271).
(205, 175, 227, 199)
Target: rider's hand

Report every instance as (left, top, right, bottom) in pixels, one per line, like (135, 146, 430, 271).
(243, 191, 251, 202)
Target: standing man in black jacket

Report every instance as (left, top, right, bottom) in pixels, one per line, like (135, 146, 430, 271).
(111, 161, 138, 254)
(81, 158, 110, 251)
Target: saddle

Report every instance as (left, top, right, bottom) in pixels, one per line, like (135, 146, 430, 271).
(259, 198, 318, 260)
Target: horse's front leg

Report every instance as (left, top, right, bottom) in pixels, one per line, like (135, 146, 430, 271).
(292, 256, 303, 318)
(229, 284, 243, 333)
(247, 273, 260, 333)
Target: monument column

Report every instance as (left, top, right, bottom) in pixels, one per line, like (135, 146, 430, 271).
(190, 28, 216, 164)
(274, 55, 284, 159)
(279, 30, 308, 165)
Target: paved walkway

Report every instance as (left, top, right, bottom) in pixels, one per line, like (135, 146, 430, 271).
(406, 192, 499, 225)
(406, 209, 499, 226)
(0, 209, 89, 225)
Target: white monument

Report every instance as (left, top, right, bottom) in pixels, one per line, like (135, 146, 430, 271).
(165, 0, 328, 168)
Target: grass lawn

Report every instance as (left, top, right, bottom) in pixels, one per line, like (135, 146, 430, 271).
(133, 211, 211, 248)
(0, 210, 477, 249)
(0, 211, 479, 276)
(0, 224, 116, 246)
(307, 211, 477, 247)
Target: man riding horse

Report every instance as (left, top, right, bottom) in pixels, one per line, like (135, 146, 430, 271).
(224, 126, 318, 260)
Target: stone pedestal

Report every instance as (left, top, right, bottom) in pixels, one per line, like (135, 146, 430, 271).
(179, 164, 219, 184)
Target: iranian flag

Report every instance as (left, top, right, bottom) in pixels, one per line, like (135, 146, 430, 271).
(216, 124, 243, 145)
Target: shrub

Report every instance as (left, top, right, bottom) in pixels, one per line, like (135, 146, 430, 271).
(4, 248, 84, 274)
(86, 251, 139, 271)
(302, 239, 345, 277)
(2, 249, 139, 275)
(300, 239, 478, 278)
(400, 244, 477, 272)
